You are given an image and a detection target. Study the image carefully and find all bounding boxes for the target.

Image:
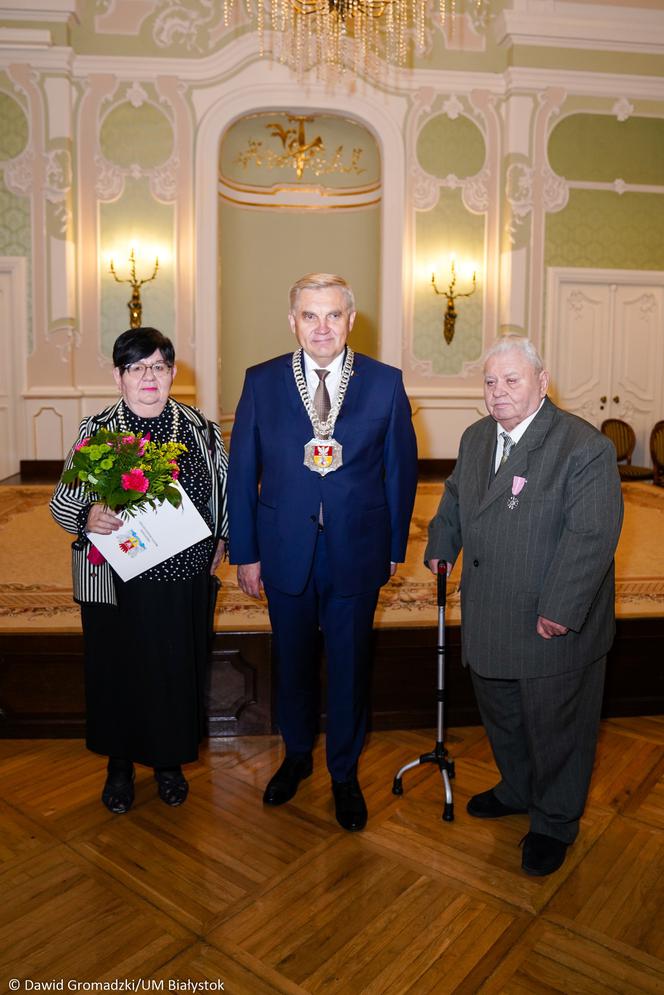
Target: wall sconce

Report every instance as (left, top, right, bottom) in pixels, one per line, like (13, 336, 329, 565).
(109, 248, 159, 329)
(431, 259, 477, 345)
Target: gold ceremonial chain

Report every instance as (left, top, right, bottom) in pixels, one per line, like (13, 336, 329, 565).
(292, 348, 354, 439)
(117, 398, 181, 442)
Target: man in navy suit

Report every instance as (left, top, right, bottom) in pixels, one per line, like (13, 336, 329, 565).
(228, 273, 418, 831)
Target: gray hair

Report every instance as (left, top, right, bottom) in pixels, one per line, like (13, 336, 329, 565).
(483, 335, 544, 374)
(289, 273, 355, 314)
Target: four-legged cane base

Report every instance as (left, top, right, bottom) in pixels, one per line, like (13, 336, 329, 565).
(392, 740, 455, 821)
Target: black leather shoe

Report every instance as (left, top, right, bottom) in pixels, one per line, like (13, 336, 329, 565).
(102, 771, 135, 814)
(263, 755, 313, 806)
(521, 831, 568, 876)
(467, 788, 528, 819)
(154, 769, 189, 807)
(332, 777, 367, 832)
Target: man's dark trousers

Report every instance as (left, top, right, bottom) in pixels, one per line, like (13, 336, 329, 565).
(264, 528, 379, 783)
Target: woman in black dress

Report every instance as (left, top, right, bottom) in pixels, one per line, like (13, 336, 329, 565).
(50, 327, 228, 814)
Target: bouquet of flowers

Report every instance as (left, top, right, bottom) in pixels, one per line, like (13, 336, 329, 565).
(61, 428, 187, 517)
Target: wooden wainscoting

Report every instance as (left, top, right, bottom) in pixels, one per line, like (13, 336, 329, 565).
(0, 618, 663, 738)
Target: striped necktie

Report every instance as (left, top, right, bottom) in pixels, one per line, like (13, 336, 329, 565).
(500, 432, 515, 467)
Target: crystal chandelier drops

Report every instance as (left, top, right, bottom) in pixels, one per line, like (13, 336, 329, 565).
(225, 0, 491, 80)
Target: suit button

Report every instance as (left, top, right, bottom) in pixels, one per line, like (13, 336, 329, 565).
(473, 559, 479, 567)
(310, 515, 317, 523)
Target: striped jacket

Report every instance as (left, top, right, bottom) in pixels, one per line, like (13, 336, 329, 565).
(50, 399, 229, 606)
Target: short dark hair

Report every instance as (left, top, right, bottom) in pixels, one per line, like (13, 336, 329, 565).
(112, 327, 175, 369)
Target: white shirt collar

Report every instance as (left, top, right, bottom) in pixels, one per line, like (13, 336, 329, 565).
(302, 349, 345, 378)
(495, 396, 546, 446)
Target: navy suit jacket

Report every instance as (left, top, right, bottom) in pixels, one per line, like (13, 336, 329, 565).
(228, 351, 418, 597)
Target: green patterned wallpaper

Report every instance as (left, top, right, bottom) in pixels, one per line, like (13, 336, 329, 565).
(100, 178, 175, 357)
(549, 114, 664, 184)
(417, 114, 485, 179)
(0, 91, 32, 348)
(414, 190, 485, 375)
(100, 100, 173, 169)
(413, 110, 485, 375)
(545, 113, 664, 273)
(545, 190, 664, 271)
(0, 91, 28, 159)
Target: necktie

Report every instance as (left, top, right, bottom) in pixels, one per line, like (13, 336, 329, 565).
(313, 369, 331, 528)
(500, 431, 515, 466)
(314, 369, 331, 428)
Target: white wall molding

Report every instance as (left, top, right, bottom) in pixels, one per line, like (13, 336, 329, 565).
(504, 67, 664, 102)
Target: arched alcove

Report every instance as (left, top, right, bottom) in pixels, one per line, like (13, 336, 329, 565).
(217, 110, 382, 419)
(193, 62, 407, 421)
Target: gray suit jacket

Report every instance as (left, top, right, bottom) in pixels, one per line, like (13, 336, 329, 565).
(425, 398, 623, 679)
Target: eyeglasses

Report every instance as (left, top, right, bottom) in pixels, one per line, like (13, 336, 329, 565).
(123, 362, 172, 379)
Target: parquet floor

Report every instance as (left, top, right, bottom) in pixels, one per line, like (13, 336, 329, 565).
(1, 719, 663, 994)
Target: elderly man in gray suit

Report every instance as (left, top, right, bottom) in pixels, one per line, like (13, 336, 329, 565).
(426, 335, 623, 876)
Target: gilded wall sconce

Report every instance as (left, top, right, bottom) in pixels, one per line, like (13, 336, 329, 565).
(109, 248, 159, 329)
(431, 259, 477, 345)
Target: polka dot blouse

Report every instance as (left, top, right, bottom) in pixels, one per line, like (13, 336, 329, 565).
(119, 402, 215, 582)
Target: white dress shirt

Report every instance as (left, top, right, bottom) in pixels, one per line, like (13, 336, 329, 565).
(302, 348, 345, 411)
(493, 397, 546, 473)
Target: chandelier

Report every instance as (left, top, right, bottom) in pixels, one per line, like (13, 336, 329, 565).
(225, 0, 491, 79)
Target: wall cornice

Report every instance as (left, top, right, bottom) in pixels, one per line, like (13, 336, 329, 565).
(0, 0, 80, 22)
(504, 66, 664, 100)
(495, 2, 664, 56)
(0, 43, 73, 68)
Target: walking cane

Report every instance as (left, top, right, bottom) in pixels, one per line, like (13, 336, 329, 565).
(392, 560, 455, 821)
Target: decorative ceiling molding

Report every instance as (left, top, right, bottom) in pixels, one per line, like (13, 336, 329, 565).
(495, 1, 664, 56)
(0, 27, 52, 46)
(0, 0, 80, 22)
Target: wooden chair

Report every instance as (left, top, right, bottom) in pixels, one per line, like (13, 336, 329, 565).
(650, 420, 664, 487)
(600, 418, 653, 482)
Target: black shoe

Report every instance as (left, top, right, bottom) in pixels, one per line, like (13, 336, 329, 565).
(467, 788, 528, 819)
(102, 770, 135, 814)
(521, 831, 568, 876)
(332, 777, 368, 832)
(263, 755, 313, 806)
(154, 769, 189, 807)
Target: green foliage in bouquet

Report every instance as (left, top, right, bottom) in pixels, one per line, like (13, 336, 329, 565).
(61, 428, 187, 517)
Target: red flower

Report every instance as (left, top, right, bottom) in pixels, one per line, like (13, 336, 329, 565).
(121, 468, 149, 493)
(75, 437, 91, 450)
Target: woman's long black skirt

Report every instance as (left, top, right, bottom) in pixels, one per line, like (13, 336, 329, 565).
(80, 572, 210, 767)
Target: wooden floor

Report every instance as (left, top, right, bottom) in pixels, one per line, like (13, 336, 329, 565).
(2, 720, 664, 994)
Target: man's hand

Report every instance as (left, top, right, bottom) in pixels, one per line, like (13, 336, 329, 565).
(536, 616, 569, 639)
(210, 540, 225, 575)
(427, 558, 453, 577)
(86, 504, 122, 535)
(238, 561, 263, 600)
(390, 561, 397, 577)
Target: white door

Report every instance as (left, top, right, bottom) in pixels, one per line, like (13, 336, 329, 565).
(546, 269, 664, 466)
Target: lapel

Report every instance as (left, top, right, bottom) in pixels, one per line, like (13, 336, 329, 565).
(335, 350, 362, 424)
(475, 398, 556, 517)
(283, 352, 317, 432)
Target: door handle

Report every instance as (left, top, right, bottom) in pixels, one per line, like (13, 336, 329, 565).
(613, 395, 620, 404)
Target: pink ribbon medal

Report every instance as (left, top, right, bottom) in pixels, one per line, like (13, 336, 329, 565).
(507, 475, 527, 510)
